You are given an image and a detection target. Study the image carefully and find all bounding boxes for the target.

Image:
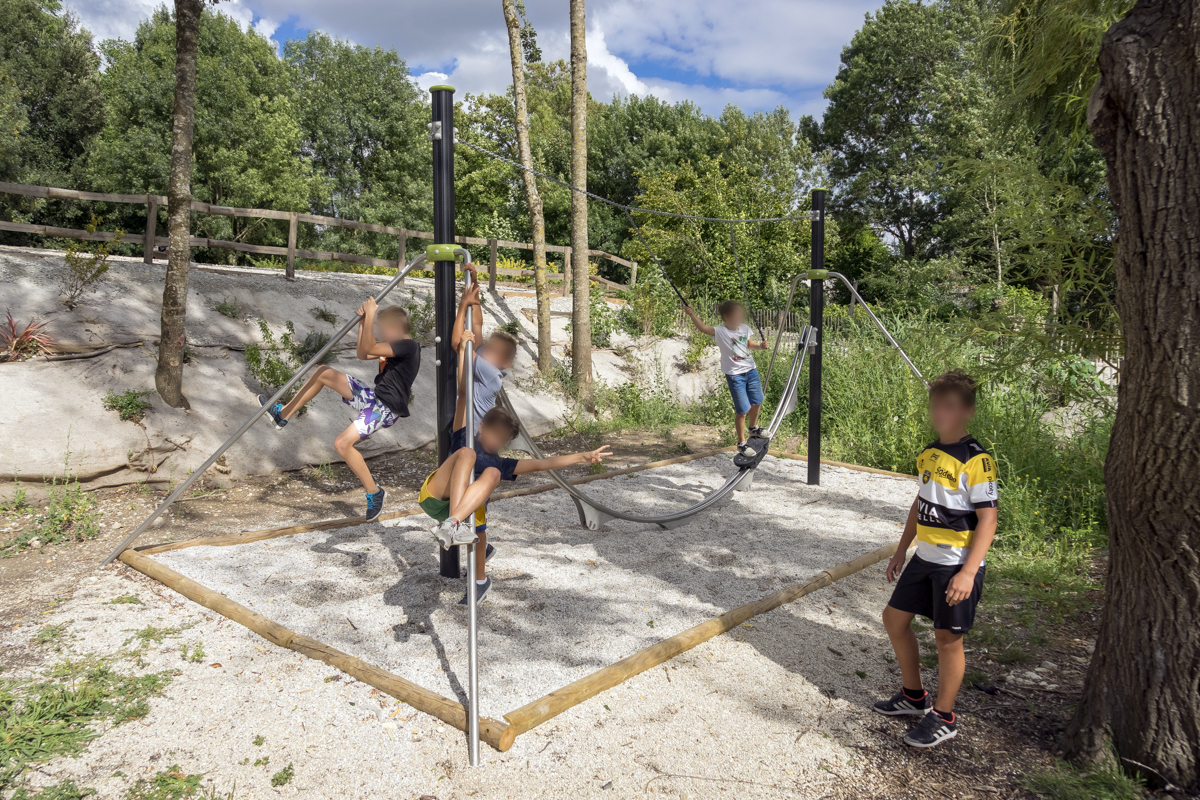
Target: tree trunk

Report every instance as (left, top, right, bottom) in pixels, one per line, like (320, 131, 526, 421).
(1065, 1, 1200, 791)
(569, 0, 592, 402)
(502, 0, 552, 373)
(155, 0, 203, 408)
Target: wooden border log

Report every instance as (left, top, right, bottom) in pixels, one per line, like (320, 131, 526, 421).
(118, 549, 515, 751)
(502, 542, 898, 738)
(134, 447, 911, 556)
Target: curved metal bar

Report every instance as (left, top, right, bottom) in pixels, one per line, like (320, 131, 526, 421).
(763, 271, 810, 392)
(102, 253, 431, 564)
(826, 271, 926, 385)
(495, 330, 811, 530)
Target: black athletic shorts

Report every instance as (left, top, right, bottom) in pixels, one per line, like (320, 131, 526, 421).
(888, 555, 985, 634)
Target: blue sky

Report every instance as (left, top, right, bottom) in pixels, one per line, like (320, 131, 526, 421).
(67, 0, 884, 120)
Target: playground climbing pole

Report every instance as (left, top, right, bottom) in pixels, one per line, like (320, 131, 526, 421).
(807, 188, 827, 486)
(431, 85, 462, 580)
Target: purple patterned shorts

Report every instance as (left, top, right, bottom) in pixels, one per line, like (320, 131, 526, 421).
(344, 375, 399, 440)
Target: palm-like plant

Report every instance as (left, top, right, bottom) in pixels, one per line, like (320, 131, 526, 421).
(1, 312, 55, 361)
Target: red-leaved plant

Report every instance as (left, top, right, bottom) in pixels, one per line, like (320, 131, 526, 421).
(1, 312, 55, 362)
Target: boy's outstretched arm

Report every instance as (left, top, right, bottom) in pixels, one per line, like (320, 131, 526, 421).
(514, 444, 612, 475)
(946, 507, 996, 606)
(684, 305, 716, 337)
(749, 335, 770, 351)
(885, 497, 921, 583)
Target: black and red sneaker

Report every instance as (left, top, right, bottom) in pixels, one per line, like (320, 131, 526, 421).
(872, 690, 932, 716)
(903, 710, 958, 747)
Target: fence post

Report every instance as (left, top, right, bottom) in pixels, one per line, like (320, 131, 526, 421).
(397, 233, 407, 287)
(143, 195, 158, 264)
(488, 238, 498, 292)
(286, 211, 298, 279)
(849, 279, 858, 315)
(629, 260, 637, 287)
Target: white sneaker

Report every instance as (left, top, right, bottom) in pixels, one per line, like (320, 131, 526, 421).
(432, 518, 461, 549)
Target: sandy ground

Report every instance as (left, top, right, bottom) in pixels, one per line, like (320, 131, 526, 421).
(2, 455, 931, 800)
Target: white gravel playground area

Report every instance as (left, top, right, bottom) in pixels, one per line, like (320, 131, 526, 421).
(8, 454, 925, 800)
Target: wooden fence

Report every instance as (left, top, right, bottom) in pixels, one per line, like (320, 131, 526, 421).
(0, 182, 636, 294)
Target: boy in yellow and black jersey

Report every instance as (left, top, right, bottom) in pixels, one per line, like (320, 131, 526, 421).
(873, 370, 998, 749)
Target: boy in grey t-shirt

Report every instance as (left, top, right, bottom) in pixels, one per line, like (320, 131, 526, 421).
(451, 280, 518, 427)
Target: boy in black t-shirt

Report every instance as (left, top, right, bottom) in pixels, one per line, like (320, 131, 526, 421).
(259, 297, 419, 521)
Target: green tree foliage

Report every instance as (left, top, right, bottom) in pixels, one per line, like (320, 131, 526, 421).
(90, 8, 311, 260)
(815, 0, 988, 262)
(283, 31, 431, 254)
(0, 0, 104, 186)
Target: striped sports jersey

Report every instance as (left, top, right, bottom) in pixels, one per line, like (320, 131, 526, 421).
(915, 435, 998, 565)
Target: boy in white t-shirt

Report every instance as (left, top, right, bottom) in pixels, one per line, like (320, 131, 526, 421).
(684, 300, 769, 456)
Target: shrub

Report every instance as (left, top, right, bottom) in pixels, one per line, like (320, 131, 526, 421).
(294, 330, 335, 365)
(102, 390, 153, 422)
(215, 298, 239, 319)
(680, 325, 713, 373)
(590, 288, 617, 348)
(406, 291, 435, 340)
(619, 271, 678, 338)
(1, 313, 55, 361)
(244, 321, 332, 410)
(311, 305, 337, 325)
(59, 216, 124, 306)
(497, 318, 523, 337)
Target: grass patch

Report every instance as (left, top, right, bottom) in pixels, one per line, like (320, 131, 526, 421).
(270, 764, 293, 787)
(0, 662, 173, 791)
(497, 318, 522, 337)
(179, 642, 205, 664)
(104, 596, 142, 606)
(1024, 753, 1145, 799)
(215, 298, 239, 319)
(8, 779, 96, 799)
(34, 624, 67, 648)
(123, 623, 197, 652)
(102, 391, 153, 423)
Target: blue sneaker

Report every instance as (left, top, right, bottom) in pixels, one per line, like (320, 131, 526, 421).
(258, 394, 288, 430)
(485, 543, 495, 563)
(458, 577, 491, 606)
(364, 487, 386, 521)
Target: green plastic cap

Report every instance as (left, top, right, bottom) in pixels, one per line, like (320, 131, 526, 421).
(429, 85, 456, 93)
(807, 269, 829, 279)
(812, 187, 829, 193)
(426, 243, 458, 262)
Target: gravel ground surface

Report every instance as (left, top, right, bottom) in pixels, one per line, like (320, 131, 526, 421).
(3, 455, 925, 800)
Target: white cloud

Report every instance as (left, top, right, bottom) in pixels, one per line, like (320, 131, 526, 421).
(66, 0, 876, 116)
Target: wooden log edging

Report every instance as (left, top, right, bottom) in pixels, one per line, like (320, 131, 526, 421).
(501, 542, 899, 739)
(134, 447, 912, 555)
(118, 548, 516, 752)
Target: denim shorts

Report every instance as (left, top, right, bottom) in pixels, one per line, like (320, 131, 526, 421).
(725, 368, 764, 415)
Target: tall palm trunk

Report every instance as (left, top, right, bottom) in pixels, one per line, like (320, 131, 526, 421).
(1065, 0, 1200, 791)
(155, 0, 203, 407)
(568, 0, 592, 401)
(502, 0, 552, 373)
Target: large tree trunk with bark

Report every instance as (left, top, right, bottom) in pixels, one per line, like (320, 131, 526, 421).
(155, 0, 203, 408)
(1066, 0, 1200, 790)
(568, 0, 592, 402)
(502, 0, 552, 373)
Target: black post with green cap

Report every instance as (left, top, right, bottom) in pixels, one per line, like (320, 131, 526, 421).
(431, 85, 460, 578)
(808, 188, 827, 486)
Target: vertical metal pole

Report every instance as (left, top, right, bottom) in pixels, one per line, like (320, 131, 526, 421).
(461, 266, 480, 768)
(432, 85, 461, 579)
(808, 189, 826, 486)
